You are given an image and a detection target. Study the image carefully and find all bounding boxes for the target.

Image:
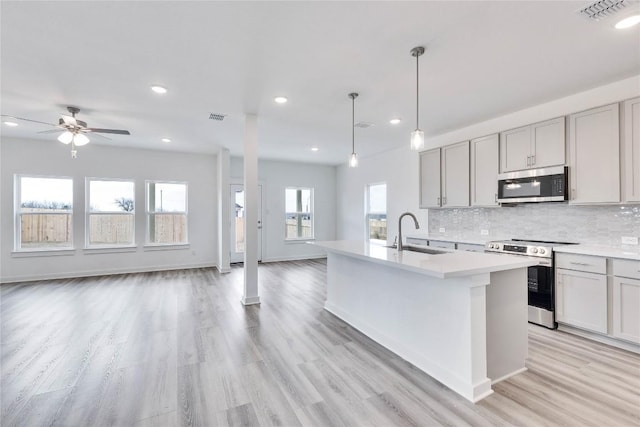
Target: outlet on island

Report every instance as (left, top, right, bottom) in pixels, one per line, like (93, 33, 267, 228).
(439, 227, 445, 233)
(621, 236, 639, 245)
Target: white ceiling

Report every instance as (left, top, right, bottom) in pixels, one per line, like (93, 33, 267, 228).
(1, 1, 639, 165)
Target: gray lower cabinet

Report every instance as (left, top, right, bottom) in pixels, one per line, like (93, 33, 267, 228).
(429, 240, 456, 249)
(612, 258, 640, 344)
(555, 253, 608, 334)
(457, 243, 485, 253)
(556, 267, 608, 334)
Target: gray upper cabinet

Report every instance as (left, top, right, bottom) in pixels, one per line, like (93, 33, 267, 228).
(419, 148, 441, 208)
(500, 117, 565, 173)
(442, 141, 470, 207)
(470, 134, 499, 207)
(419, 141, 470, 208)
(623, 97, 640, 203)
(568, 103, 620, 204)
(500, 126, 530, 172)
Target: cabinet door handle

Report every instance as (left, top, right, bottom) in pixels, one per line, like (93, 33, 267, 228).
(572, 188, 576, 200)
(443, 197, 447, 205)
(437, 197, 441, 206)
(570, 262, 591, 266)
(526, 156, 531, 166)
(494, 193, 498, 203)
(531, 154, 535, 165)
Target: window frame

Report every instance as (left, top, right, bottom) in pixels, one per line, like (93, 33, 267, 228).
(14, 174, 74, 252)
(366, 182, 387, 245)
(284, 186, 314, 241)
(145, 180, 189, 246)
(85, 177, 136, 249)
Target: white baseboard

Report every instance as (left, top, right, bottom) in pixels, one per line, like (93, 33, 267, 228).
(557, 324, 640, 354)
(261, 254, 327, 263)
(0, 262, 217, 284)
(241, 296, 261, 305)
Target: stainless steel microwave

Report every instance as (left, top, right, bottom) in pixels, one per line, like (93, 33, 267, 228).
(497, 166, 568, 204)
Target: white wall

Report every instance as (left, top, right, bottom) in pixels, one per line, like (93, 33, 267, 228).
(0, 138, 217, 282)
(230, 157, 336, 262)
(425, 75, 640, 150)
(336, 147, 425, 244)
(336, 75, 640, 244)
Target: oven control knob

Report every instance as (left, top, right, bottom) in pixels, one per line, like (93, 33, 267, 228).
(531, 248, 538, 254)
(539, 248, 546, 255)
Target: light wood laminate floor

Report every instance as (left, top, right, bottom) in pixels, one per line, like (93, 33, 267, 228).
(1, 260, 639, 426)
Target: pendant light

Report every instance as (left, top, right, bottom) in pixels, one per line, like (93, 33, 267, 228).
(348, 92, 359, 168)
(410, 46, 425, 151)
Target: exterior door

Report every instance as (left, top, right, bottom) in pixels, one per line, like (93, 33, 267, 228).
(230, 184, 262, 263)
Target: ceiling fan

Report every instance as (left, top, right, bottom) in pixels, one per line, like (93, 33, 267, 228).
(2, 106, 130, 158)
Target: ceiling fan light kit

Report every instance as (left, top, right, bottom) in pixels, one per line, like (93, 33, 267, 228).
(3, 106, 130, 158)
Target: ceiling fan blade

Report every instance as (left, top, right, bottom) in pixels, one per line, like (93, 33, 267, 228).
(37, 129, 64, 134)
(61, 115, 77, 126)
(87, 132, 112, 141)
(86, 128, 130, 135)
(0, 115, 57, 127)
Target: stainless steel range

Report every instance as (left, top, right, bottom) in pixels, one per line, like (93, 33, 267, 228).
(485, 239, 577, 329)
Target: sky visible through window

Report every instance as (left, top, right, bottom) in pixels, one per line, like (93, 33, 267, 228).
(285, 188, 311, 212)
(150, 183, 186, 212)
(90, 181, 134, 212)
(21, 177, 72, 207)
(368, 183, 386, 213)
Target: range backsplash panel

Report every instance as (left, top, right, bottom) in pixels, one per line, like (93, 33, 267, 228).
(428, 204, 640, 247)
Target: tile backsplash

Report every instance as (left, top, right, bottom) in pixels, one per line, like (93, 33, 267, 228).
(428, 204, 640, 247)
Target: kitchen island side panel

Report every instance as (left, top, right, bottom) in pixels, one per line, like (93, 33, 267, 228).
(324, 251, 494, 402)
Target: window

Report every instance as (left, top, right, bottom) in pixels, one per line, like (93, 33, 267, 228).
(366, 183, 387, 243)
(16, 175, 73, 250)
(87, 179, 135, 247)
(146, 181, 188, 245)
(285, 187, 313, 240)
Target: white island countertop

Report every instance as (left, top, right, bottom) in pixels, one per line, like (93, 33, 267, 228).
(312, 240, 536, 279)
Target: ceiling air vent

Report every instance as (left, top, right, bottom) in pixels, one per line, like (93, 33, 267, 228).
(354, 121, 375, 129)
(579, 0, 627, 21)
(209, 113, 227, 121)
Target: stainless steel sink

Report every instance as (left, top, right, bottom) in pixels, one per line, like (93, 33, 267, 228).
(402, 245, 448, 255)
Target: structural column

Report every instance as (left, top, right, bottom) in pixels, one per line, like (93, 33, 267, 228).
(216, 147, 231, 273)
(241, 114, 260, 305)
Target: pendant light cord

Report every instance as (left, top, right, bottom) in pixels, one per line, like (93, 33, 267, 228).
(352, 96, 355, 154)
(416, 52, 419, 129)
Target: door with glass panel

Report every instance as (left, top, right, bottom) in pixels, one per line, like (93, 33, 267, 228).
(230, 184, 262, 263)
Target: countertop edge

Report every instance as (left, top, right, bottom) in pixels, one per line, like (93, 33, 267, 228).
(311, 241, 536, 280)
(553, 245, 640, 261)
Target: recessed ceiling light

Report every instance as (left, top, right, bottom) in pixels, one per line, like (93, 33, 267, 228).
(389, 118, 402, 125)
(3, 121, 18, 127)
(311, 147, 319, 152)
(615, 14, 640, 29)
(161, 138, 171, 143)
(274, 96, 288, 104)
(151, 85, 168, 94)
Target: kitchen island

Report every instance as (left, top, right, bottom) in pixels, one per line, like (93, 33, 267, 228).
(313, 240, 536, 403)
